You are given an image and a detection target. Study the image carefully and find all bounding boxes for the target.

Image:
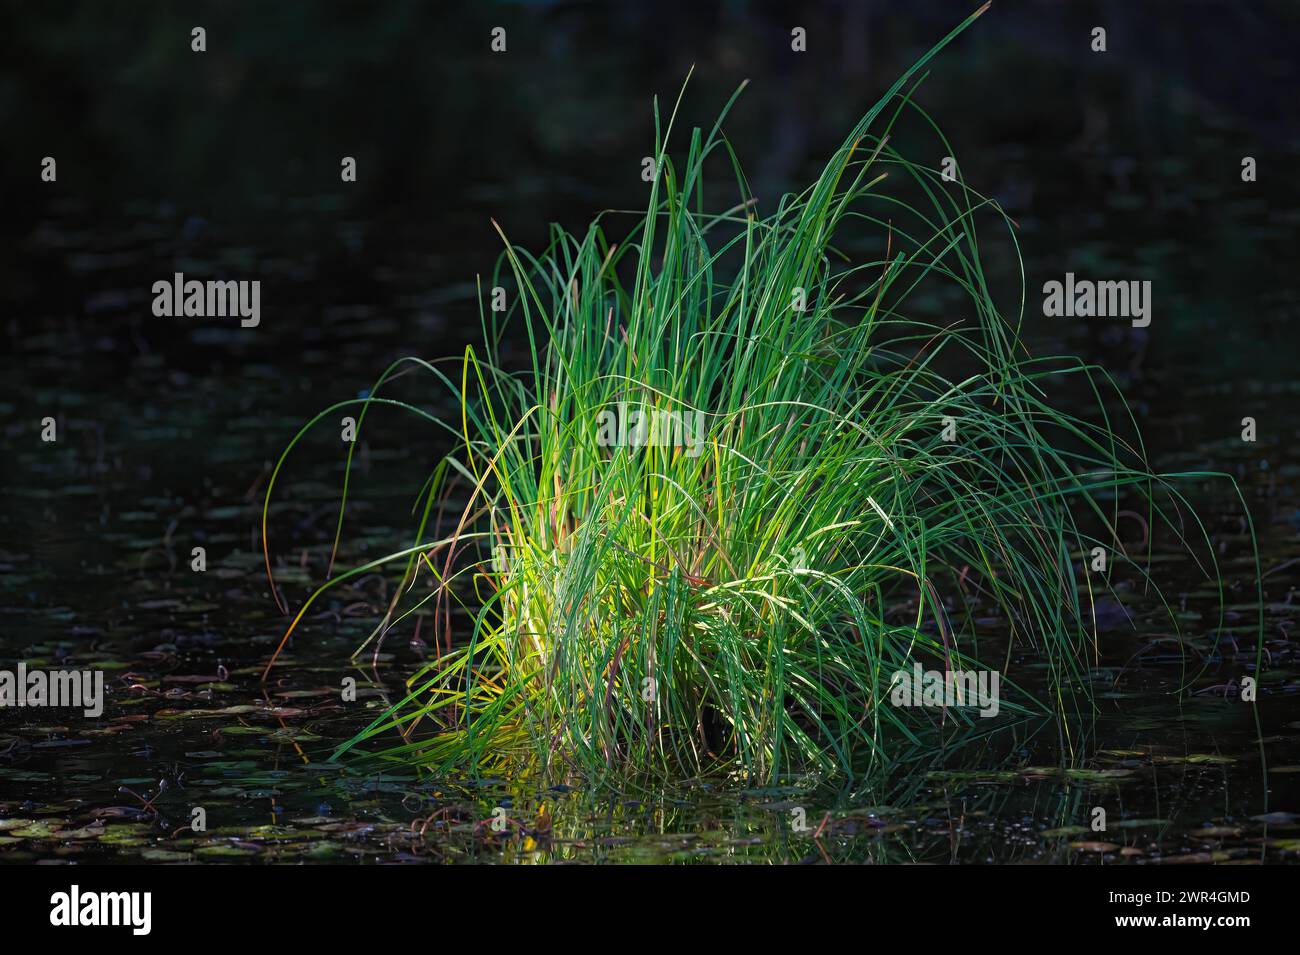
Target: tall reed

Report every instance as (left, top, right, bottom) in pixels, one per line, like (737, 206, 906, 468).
(262, 5, 1253, 783)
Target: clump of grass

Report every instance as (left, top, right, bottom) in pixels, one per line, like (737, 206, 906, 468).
(262, 5, 1255, 783)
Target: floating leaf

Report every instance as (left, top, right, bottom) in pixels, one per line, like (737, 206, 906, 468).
(1041, 826, 1090, 838)
(1070, 841, 1119, 852)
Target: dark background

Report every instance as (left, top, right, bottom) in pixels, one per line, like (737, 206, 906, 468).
(2, 0, 1298, 622)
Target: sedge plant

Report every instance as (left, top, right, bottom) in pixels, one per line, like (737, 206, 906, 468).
(261, 5, 1256, 784)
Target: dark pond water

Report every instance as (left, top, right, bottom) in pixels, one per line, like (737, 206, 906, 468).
(4, 184, 1299, 864)
(3, 2, 1300, 864)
